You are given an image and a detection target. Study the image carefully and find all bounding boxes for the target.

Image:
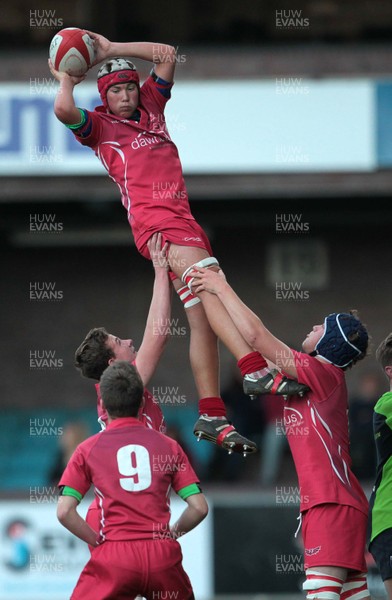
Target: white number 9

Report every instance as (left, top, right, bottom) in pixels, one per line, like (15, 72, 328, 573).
(116, 444, 152, 492)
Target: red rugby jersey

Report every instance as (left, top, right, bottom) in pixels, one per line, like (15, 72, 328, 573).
(283, 351, 369, 514)
(72, 76, 196, 256)
(59, 417, 199, 542)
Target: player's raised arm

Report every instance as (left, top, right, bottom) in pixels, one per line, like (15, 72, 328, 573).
(48, 59, 86, 125)
(193, 267, 298, 378)
(135, 233, 172, 386)
(87, 31, 177, 82)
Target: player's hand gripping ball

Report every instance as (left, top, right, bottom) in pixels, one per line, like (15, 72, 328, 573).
(49, 27, 96, 77)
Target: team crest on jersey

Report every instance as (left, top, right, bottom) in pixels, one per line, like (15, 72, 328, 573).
(283, 407, 304, 427)
(305, 546, 321, 556)
(282, 406, 309, 436)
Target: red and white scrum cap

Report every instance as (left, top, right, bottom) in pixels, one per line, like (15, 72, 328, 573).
(97, 58, 140, 110)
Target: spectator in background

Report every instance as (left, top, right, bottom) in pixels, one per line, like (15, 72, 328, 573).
(48, 421, 89, 487)
(349, 371, 383, 482)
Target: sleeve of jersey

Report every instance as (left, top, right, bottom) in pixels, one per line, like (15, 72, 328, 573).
(66, 108, 102, 147)
(171, 441, 200, 493)
(177, 483, 202, 500)
(141, 73, 173, 113)
(58, 444, 92, 498)
(292, 350, 341, 402)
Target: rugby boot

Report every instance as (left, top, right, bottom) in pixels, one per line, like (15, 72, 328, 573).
(193, 415, 257, 456)
(243, 369, 310, 400)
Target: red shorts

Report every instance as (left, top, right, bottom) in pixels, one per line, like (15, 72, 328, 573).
(71, 538, 194, 600)
(302, 503, 368, 572)
(137, 216, 213, 260)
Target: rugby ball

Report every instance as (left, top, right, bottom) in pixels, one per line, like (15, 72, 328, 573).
(49, 27, 95, 77)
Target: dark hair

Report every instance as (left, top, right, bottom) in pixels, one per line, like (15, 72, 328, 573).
(74, 327, 114, 380)
(100, 361, 143, 418)
(376, 333, 392, 370)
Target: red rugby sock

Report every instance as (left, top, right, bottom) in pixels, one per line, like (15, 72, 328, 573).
(199, 397, 226, 417)
(238, 351, 268, 377)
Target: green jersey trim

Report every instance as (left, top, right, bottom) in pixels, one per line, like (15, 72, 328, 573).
(61, 485, 83, 503)
(177, 483, 201, 500)
(65, 108, 87, 130)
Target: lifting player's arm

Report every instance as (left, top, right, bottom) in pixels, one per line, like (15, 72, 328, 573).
(86, 31, 177, 82)
(193, 267, 298, 379)
(135, 233, 172, 387)
(48, 59, 86, 125)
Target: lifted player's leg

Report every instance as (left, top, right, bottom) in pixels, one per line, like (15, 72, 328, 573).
(169, 246, 309, 454)
(171, 275, 257, 456)
(242, 368, 309, 399)
(171, 246, 309, 399)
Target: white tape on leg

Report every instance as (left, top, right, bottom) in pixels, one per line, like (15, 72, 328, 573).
(181, 257, 219, 291)
(303, 569, 343, 600)
(177, 285, 201, 309)
(341, 573, 369, 600)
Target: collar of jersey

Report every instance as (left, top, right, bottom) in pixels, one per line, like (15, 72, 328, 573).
(106, 417, 144, 430)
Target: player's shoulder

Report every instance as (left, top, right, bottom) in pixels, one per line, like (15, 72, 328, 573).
(143, 387, 155, 402)
(375, 391, 392, 414)
(74, 431, 102, 457)
(143, 388, 164, 411)
(295, 349, 342, 375)
(140, 73, 173, 104)
(292, 349, 345, 401)
(144, 428, 183, 451)
(80, 431, 102, 447)
(141, 74, 154, 88)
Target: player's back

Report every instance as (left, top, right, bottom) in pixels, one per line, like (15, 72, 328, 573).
(84, 417, 197, 542)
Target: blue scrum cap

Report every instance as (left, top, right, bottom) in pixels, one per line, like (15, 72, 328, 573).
(313, 313, 368, 368)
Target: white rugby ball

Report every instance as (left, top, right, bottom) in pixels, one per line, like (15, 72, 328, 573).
(49, 27, 95, 77)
